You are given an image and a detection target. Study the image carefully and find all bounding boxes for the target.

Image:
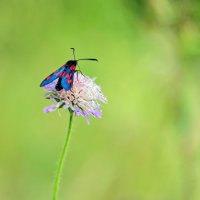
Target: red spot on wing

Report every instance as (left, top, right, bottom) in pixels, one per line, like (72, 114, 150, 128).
(62, 72, 66, 77)
(65, 73, 73, 79)
(54, 71, 57, 75)
(67, 79, 73, 84)
(47, 76, 51, 80)
(70, 65, 76, 70)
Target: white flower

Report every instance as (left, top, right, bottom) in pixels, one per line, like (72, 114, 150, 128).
(43, 73, 107, 123)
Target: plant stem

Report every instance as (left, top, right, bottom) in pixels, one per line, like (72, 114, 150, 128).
(53, 110, 74, 200)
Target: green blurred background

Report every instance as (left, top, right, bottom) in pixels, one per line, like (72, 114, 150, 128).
(1, 0, 200, 199)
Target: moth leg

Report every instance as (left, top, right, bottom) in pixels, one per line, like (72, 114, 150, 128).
(78, 64, 86, 76)
(74, 70, 80, 82)
(75, 70, 85, 82)
(75, 70, 86, 78)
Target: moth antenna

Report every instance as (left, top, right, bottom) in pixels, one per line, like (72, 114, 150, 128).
(70, 48, 76, 60)
(77, 58, 98, 62)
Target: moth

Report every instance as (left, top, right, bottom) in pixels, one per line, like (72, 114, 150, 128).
(40, 48, 97, 91)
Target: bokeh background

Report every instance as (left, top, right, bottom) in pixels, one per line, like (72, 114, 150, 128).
(1, 0, 200, 199)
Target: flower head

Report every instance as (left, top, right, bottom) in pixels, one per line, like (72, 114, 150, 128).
(43, 73, 107, 123)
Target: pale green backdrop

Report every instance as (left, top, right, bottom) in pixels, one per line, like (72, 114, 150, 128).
(1, 0, 200, 200)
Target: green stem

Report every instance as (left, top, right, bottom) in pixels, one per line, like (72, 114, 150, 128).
(53, 110, 74, 200)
